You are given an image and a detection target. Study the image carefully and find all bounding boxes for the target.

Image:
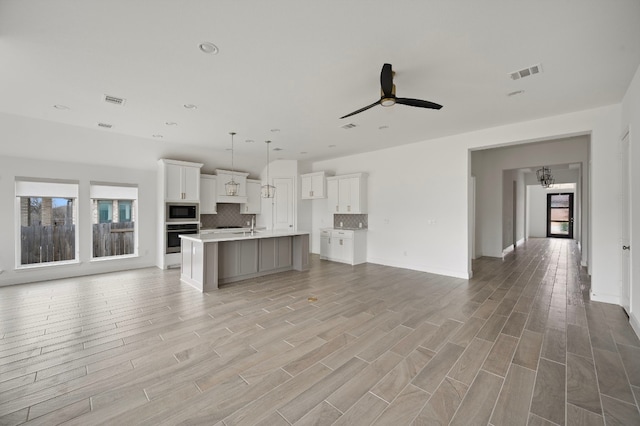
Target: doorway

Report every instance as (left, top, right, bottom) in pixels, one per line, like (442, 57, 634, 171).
(547, 193, 574, 239)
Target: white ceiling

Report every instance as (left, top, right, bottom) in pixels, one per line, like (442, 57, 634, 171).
(1, 0, 639, 165)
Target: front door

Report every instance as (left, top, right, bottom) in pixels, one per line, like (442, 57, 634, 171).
(547, 193, 574, 239)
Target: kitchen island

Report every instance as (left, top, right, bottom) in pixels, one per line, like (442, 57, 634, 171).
(179, 230, 310, 292)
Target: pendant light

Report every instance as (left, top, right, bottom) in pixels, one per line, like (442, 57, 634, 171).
(536, 166, 554, 188)
(261, 140, 276, 198)
(225, 132, 240, 196)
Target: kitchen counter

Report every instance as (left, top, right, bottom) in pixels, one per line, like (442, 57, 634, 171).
(179, 230, 310, 292)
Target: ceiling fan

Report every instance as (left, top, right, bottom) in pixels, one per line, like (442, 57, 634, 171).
(340, 63, 443, 119)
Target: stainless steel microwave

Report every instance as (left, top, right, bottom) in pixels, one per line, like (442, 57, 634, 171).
(166, 203, 198, 222)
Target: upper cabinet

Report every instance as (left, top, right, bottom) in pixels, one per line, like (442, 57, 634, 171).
(200, 174, 217, 214)
(241, 179, 262, 214)
(327, 173, 368, 214)
(216, 169, 249, 204)
(300, 171, 329, 199)
(160, 159, 203, 202)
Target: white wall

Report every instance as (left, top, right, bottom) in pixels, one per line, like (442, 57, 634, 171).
(621, 64, 640, 335)
(311, 105, 619, 299)
(0, 156, 157, 287)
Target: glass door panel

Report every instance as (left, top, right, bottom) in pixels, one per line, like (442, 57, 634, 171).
(547, 193, 574, 238)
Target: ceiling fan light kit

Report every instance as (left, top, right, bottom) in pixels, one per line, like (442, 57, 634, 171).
(340, 63, 442, 119)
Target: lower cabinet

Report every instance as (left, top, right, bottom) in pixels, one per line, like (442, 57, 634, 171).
(319, 229, 366, 265)
(219, 240, 259, 279)
(259, 237, 293, 272)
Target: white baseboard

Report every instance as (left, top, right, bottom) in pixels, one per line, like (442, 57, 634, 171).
(516, 238, 525, 246)
(630, 312, 640, 341)
(366, 257, 470, 279)
(590, 292, 620, 305)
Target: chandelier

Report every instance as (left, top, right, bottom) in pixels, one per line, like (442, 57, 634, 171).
(225, 132, 240, 196)
(536, 166, 554, 188)
(261, 141, 276, 198)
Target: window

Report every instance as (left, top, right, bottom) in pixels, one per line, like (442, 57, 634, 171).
(118, 200, 132, 222)
(90, 184, 138, 258)
(15, 179, 79, 266)
(98, 201, 113, 223)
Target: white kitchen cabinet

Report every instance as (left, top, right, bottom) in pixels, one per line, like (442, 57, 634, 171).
(241, 179, 262, 214)
(319, 228, 367, 265)
(326, 173, 367, 214)
(160, 159, 203, 202)
(216, 169, 249, 203)
(301, 171, 329, 199)
(200, 174, 217, 214)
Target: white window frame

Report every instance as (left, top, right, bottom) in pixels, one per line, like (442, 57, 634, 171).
(90, 182, 139, 261)
(14, 178, 80, 269)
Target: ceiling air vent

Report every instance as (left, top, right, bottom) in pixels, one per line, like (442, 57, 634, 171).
(509, 63, 543, 80)
(97, 122, 113, 129)
(103, 94, 126, 106)
(341, 123, 357, 130)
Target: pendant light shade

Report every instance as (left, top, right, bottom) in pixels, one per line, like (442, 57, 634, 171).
(261, 140, 276, 198)
(225, 132, 240, 196)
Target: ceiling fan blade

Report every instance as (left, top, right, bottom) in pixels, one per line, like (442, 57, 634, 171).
(395, 97, 443, 110)
(340, 100, 381, 119)
(380, 63, 393, 97)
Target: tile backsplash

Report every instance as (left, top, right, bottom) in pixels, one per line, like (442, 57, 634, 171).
(201, 203, 255, 229)
(333, 214, 368, 229)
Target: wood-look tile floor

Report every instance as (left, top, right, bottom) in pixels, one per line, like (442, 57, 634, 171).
(1, 238, 639, 425)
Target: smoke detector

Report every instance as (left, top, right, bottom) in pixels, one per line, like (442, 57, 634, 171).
(341, 123, 357, 130)
(509, 64, 542, 80)
(103, 94, 126, 106)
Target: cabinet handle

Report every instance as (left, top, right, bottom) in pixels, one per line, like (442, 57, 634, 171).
(336, 205, 339, 212)
(347, 205, 351, 212)
(310, 190, 313, 197)
(340, 239, 343, 246)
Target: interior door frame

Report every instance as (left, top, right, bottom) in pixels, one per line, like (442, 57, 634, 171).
(547, 192, 574, 239)
(620, 129, 631, 314)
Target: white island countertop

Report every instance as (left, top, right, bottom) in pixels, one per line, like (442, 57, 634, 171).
(180, 229, 310, 243)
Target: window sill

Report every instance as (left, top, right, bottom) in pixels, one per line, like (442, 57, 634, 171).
(90, 254, 139, 263)
(15, 260, 80, 271)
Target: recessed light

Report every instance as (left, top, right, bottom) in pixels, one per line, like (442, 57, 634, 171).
(270, 128, 280, 132)
(152, 134, 163, 138)
(245, 139, 255, 143)
(300, 151, 308, 154)
(198, 42, 219, 55)
(378, 125, 389, 130)
(183, 104, 197, 109)
(165, 121, 178, 126)
(328, 144, 336, 148)
(507, 90, 525, 97)
(53, 104, 69, 110)
(273, 147, 283, 151)
(97, 122, 113, 129)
